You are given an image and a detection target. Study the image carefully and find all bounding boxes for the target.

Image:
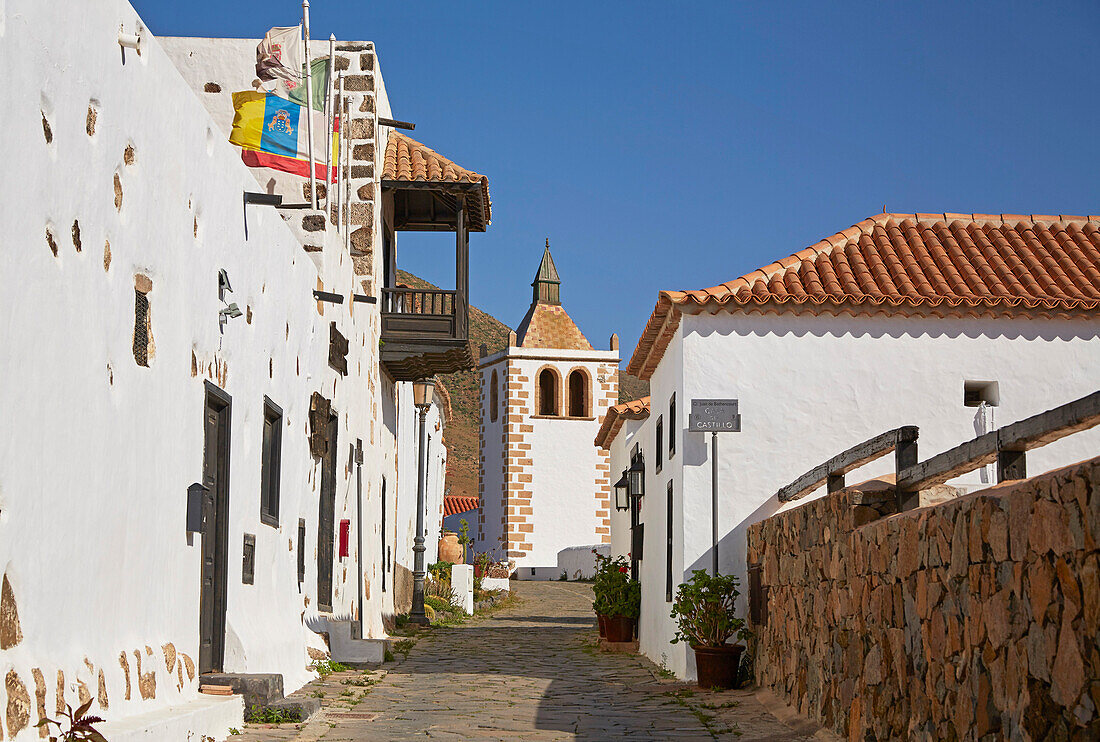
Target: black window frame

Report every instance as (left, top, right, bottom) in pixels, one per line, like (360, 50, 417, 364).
(260, 396, 283, 527)
(668, 393, 676, 458)
(666, 480, 674, 602)
(655, 416, 664, 473)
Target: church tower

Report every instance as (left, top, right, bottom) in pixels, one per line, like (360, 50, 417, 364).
(476, 241, 620, 578)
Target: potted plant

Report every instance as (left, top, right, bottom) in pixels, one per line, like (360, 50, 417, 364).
(670, 569, 751, 689)
(593, 555, 639, 642)
(591, 550, 611, 637)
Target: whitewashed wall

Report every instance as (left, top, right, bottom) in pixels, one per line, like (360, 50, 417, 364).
(0, 2, 397, 738)
(633, 311, 1100, 680)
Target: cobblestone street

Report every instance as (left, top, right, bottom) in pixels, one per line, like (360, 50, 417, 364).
(237, 582, 831, 741)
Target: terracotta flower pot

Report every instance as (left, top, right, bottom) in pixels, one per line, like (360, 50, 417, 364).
(693, 644, 744, 689)
(605, 615, 635, 643)
(438, 532, 464, 564)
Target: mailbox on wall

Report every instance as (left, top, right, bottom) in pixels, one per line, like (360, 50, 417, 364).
(186, 483, 208, 533)
(339, 519, 351, 558)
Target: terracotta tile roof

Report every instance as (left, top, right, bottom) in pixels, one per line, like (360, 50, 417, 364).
(443, 495, 479, 517)
(516, 303, 593, 350)
(628, 213, 1100, 379)
(594, 396, 651, 450)
(382, 131, 491, 226)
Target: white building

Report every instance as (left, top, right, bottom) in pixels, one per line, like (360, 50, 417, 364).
(605, 213, 1100, 679)
(476, 244, 620, 578)
(0, 1, 488, 738)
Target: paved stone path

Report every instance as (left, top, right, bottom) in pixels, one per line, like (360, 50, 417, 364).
(237, 582, 831, 741)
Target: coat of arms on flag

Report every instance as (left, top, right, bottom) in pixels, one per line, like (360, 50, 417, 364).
(229, 91, 337, 180)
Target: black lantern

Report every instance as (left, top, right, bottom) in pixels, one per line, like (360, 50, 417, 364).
(613, 471, 630, 511)
(628, 453, 645, 498)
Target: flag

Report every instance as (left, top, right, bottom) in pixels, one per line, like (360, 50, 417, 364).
(256, 26, 302, 90)
(287, 58, 329, 112)
(229, 91, 338, 181)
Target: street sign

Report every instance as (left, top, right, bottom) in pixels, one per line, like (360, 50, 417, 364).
(689, 399, 741, 432)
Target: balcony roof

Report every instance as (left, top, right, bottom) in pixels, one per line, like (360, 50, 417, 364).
(382, 132, 491, 231)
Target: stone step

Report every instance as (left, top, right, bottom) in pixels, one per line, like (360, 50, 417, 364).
(324, 618, 386, 664)
(199, 672, 283, 710)
(95, 693, 242, 742)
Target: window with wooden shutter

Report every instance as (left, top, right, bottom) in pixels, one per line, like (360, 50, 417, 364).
(260, 397, 283, 527)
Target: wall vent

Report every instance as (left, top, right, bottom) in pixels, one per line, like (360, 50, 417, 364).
(133, 287, 150, 366)
(963, 380, 999, 407)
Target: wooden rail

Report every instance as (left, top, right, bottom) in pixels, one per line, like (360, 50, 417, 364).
(776, 426, 919, 503)
(896, 389, 1100, 508)
(774, 389, 1100, 511)
(381, 287, 456, 317)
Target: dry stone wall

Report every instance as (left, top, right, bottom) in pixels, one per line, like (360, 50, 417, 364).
(746, 458, 1099, 741)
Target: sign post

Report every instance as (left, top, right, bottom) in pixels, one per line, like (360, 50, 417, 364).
(689, 399, 741, 575)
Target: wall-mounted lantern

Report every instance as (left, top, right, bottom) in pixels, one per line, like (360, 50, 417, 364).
(628, 453, 646, 499)
(218, 269, 233, 301)
(614, 471, 630, 511)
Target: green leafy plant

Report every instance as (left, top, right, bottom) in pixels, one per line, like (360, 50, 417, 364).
(457, 518, 471, 563)
(669, 569, 751, 648)
(559, 570, 568, 581)
(309, 659, 350, 678)
(427, 561, 453, 581)
(591, 552, 639, 618)
(36, 700, 106, 741)
(244, 705, 301, 724)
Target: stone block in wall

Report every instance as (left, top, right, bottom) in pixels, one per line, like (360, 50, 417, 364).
(359, 96, 375, 113)
(353, 143, 374, 162)
(344, 75, 373, 92)
(349, 118, 374, 140)
(352, 164, 374, 179)
(350, 226, 372, 255)
(335, 56, 350, 71)
(359, 53, 374, 71)
(302, 214, 326, 232)
(349, 202, 373, 227)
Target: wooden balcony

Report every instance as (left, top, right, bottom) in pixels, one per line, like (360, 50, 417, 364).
(380, 286, 472, 380)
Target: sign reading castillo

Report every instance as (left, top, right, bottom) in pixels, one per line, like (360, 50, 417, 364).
(689, 399, 741, 432)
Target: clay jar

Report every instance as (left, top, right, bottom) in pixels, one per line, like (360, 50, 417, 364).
(438, 532, 464, 564)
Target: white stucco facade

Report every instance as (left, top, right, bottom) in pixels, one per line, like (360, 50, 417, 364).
(612, 310, 1100, 679)
(0, 2, 461, 738)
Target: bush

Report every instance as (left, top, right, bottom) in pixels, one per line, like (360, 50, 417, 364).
(669, 569, 751, 648)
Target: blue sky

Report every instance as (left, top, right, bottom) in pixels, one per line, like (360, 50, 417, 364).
(141, 0, 1100, 362)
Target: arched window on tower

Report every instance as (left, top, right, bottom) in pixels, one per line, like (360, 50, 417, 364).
(538, 368, 559, 416)
(568, 369, 588, 417)
(489, 370, 499, 422)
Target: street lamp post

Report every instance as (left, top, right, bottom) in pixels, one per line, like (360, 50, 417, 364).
(410, 378, 436, 626)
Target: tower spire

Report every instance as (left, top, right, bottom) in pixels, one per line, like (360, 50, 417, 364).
(531, 238, 561, 305)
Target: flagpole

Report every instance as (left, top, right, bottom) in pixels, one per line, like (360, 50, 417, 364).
(326, 34, 335, 214)
(336, 73, 344, 230)
(302, 0, 317, 209)
(344, 92, 351, 254)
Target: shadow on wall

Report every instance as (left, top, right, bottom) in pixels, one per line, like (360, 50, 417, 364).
(393, 563, 413, 615)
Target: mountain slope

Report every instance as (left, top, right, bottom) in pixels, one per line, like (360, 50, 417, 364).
(397, 271, 511, 501)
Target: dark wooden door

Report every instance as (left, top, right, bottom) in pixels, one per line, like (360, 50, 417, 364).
(199, 385, 231, 673)
(316, 413, 338, 611)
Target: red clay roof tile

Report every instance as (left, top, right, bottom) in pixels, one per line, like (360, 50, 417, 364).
(627, 213, 1100, 379)
(382, 131, 492, 225)
(594, 397, 651, 450)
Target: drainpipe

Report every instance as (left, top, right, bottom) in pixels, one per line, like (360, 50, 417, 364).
(355, 439, 364, 637)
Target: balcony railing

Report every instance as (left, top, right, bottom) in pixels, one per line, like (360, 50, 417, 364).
(382, 287, 456, 318)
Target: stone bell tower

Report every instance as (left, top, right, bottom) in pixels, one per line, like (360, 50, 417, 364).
(476, 240, 620, 578)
